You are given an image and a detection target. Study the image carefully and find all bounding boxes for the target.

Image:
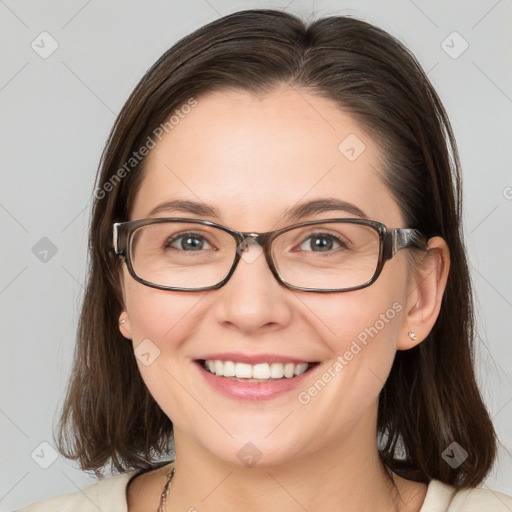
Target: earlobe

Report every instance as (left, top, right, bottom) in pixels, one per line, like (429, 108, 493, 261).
(119, 313, 133, 339)
(117, 265, 132, 339)
(397, 236, 450, 350)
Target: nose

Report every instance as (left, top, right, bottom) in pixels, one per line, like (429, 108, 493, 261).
(212, 241, 293, 335)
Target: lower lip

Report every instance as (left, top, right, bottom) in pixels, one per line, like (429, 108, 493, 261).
(196, 362, 315, 401)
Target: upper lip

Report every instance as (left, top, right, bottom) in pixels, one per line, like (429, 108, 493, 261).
(195, 353, 315, 365)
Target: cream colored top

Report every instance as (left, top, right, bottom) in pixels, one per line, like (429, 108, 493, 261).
(17, 466, 512, 512)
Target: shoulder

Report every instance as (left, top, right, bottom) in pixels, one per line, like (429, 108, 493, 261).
(448, 485, 512, 511)
(422, 479, 512, 512)
(16, 470, 140, 512)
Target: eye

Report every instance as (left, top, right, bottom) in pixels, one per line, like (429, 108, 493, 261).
(166, 232, 213, 251)
(298, 233, 343, 252)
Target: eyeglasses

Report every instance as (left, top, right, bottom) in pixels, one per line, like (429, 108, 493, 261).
(111, 218, 427, 293)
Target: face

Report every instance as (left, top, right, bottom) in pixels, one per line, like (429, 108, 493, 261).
(119, 87, 415, 467)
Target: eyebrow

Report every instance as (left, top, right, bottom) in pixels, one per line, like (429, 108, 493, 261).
(146, 198, 367, 221)
(148, 200, 221, 218)
(282, 198, 367, 221)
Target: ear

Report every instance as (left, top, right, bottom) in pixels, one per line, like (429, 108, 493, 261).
(397, 236, 450, 350)
(119, 311, 133, 339)
(117, 262, 133, 339)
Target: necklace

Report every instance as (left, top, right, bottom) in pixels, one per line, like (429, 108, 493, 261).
(156, 466, 401, 512)
(157, 467, 175, 512)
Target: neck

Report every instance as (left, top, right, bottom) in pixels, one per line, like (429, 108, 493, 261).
(167, 412, 406, 512)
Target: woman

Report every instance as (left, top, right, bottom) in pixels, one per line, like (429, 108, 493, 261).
(18, 9, 512, 512)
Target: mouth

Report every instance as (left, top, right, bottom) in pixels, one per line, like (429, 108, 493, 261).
(196, 357, 319, 391)
(199, 359, 316, 382)
(193, 353, 320, 400)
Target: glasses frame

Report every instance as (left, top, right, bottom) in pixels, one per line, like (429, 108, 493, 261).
(111, 217, 427, 293)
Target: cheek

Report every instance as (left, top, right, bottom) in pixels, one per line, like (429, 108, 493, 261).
(122, 278, 207, 388)
(122, 281, 209, 422)
(298, 265, 408, 394)
(124, 277, 205, 343)
(302, 270, 406, 351)
(294, 287, 406, 437)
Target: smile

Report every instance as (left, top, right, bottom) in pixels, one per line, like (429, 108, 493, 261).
(202, 359, 311, 381)
(195, 356, 319, 401)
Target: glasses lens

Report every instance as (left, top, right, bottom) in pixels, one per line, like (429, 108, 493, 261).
(130, 222, 236, 289)
(272, 222, 380, 290)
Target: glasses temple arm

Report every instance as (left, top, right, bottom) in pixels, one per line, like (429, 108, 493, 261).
(111, 223, 123, 255)
(391, 228, 428, 256)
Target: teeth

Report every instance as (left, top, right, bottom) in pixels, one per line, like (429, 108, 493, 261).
(284, 363, 295, 378)
(223, 360, 236, 377)
(252, 363, 270, 379)
(270, 362, 284, 378)
(203, 360, 310, 380)
(214, 360, 224, 376)
(235, 362, 253, 379)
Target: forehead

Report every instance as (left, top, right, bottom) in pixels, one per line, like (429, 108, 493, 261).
(131, 88, 403, 228)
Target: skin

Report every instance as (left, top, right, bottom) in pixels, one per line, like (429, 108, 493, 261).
(119, 87, 450, 512)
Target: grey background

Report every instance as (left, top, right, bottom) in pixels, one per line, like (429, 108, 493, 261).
(1, 0, 511, 510)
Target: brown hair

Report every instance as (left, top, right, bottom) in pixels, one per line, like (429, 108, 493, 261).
(56, 9, 497, 486)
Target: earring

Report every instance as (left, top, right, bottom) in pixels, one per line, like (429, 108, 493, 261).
(119, 318, 127, 325)
(408, 331, 417, 341)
